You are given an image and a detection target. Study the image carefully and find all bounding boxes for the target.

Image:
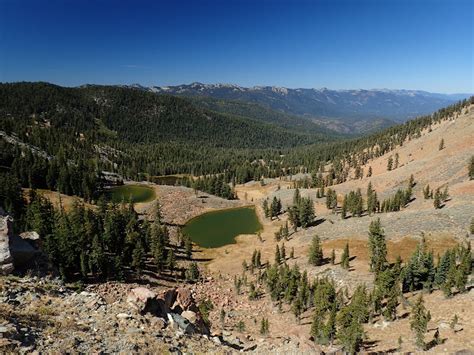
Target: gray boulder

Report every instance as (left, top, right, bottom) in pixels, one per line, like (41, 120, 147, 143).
(0, 213, 14, 275)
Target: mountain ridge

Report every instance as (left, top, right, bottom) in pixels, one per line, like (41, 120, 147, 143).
(124, 82, 470, 132)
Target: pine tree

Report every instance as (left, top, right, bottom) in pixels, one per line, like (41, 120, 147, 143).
(337, 304, 364, 354)
(262, 199, 270, 218)
(441, 185, 449, 201)
(439, 138, 445, 150)
(423, 184, 431, 199)
(270, 196, 282, 218)
(341, 195, 347, 219)
(184, 235, 193, 259)
(281, 243, 286, 262)
(131, 241, 145, 275)
(387, 156, 393, 171)
(185, 262, 200, 282)
(368, 219, 387, 275)
(366, 182, 377, 216)
(166, 248, 176, 273)
(248, 282, 257, 300)
(341, 243, 350, 269)
(308, 235, 323, 266)
(288, 206, 299, 232)
(275, 244, 281, 264)
(410, 295, 431, 350)
(367, 166, 372, 177)
(260, 318, 269, 335)
(433, 189, 442, 209)
(469, 156, 474, 180)
(331, 249, 336, 265)
(293, 187, 301, 205)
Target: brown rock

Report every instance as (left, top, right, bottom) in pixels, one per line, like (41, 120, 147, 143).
(127, 287, 159, 315)
(175, 287, 193, 310)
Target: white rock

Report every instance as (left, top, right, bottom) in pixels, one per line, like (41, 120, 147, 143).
(116, 313, 130, 319)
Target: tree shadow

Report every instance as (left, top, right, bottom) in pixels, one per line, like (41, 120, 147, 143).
(309, 217, 326, 227)
(398, 311, 410, 320)
(363, 339, 379, 351)
(426, 337, 446, 350)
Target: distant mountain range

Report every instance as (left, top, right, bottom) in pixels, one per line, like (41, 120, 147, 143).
(124, 83, 470, 134)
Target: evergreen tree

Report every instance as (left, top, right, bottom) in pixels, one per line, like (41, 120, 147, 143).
(341, 195, 347, 219)
(260, 318, 269, 335)
(410, 295, 431, 350)
(166, 248, 176, 273)
(275, 244, 281, 264)
(441, 185, 449, 201)
(368, 219, 387, 275)
(293, 187, 301, 205)
(131, 241, 145, 275)
(185, 262, 200, 282)
(341, 243, 350, 270)
(469, 156, 474, 180)
(433, 189, 442, 209)
(262, 199, 270, 218)
(423, 185, 431, 199)
(270, 197, 282, 218)
(387, 156, 393, 171)
(308, 235, 324, 266)
(281, 243, 286, 261)
(366, 182, 377, 216)
(288, 206, 299, 232)
(439, 138, 445, 150)
(337, 303, 365, 354)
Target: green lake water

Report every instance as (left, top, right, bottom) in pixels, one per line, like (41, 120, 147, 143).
(105, 185, 156, 203)
(183, 207, 262, 248)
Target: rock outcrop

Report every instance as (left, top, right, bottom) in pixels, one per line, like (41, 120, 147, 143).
(0, 210, 41, 274)
(126, 286, 209, 335)
(0, 212, 14, 275)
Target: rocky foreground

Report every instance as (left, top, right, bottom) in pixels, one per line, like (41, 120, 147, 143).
(0, 275, 256, 353)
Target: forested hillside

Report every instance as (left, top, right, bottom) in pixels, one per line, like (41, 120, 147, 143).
(0, 82, 339, 190)
(0, 82, 472, 206)
(186, 96, 345, 136)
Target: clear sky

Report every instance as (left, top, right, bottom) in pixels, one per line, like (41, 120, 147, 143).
(0, 0, 472, 93)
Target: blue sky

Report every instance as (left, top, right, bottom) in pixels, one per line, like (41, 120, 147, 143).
(0, 0, 472, 93)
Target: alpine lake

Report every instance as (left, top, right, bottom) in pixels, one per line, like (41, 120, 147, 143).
(183, 206, 262, 248)
(105, 184, 156, 204)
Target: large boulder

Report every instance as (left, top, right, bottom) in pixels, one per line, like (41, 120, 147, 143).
(0, 214, 14, 275)
(10, 233, 39, 268)
(127, 287, 160, 315)
(173, 287, 195, 311)
(167, 312, 196, 334)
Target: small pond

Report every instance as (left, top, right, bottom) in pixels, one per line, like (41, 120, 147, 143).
(183, 206, 262, 248)
(150, 175, 185, 186)
(104, 184, 156, 203)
